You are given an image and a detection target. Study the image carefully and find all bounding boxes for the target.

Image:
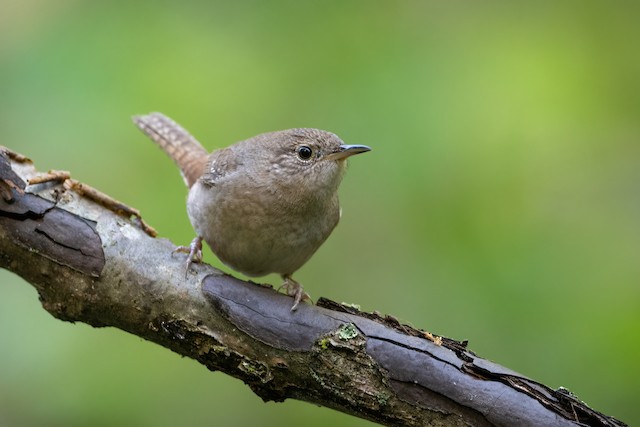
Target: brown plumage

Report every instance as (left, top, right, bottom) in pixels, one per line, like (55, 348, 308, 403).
(133, 112, 370, 310)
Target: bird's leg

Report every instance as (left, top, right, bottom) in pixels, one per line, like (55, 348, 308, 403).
(279, 275, 311, 311)
(173, 236, 203, 278)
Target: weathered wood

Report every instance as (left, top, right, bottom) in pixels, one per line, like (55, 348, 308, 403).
(0, 146, 627, 427)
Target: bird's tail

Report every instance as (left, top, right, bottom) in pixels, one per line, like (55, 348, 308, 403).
(132, 112, 208, 188)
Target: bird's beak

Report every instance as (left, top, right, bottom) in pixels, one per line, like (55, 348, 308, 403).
(325, 144, 371, 161)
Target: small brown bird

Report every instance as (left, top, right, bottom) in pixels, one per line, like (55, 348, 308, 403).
(133, 112, 370, 310)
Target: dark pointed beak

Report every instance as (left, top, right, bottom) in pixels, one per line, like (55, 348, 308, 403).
(325, 144, 371, 161)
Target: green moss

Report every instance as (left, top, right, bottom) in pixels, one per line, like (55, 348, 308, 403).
(376, 391, 391, 406)
(337, 323, 358, 341)
(318, 337, 330, 350)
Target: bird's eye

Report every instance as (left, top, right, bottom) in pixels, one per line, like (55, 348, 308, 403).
(297, 145, 313, 160)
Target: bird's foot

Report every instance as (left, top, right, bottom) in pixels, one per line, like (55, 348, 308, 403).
(279, 275, 312, 311)
(173, 236, 203, 278)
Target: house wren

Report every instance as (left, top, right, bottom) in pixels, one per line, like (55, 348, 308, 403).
(133, 112, 370, 310)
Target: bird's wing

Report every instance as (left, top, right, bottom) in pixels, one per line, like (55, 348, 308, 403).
(200, 146, 241, 186)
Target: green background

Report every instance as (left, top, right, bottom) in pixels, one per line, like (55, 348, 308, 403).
(1, 1, 638, 426)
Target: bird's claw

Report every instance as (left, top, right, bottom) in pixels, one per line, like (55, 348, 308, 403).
(173, 236, 203, 278)
(279, 276, 312, 311)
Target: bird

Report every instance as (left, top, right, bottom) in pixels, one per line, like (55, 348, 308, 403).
(133, 112, 370, 310)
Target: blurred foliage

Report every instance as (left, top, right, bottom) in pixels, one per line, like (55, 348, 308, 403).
(1, 1, 639, 426)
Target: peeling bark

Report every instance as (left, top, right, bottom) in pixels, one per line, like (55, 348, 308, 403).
(0, 146, 628, 427)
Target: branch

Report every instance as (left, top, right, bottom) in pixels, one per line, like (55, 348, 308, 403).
(0, 146, 627, 427)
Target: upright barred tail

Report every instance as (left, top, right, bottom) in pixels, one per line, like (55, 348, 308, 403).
(132, 112, 209, 188)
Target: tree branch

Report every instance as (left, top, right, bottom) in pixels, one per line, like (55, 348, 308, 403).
(0, 146, 627, 427)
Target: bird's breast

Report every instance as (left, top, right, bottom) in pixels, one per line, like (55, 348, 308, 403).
(186, 179, 340, 277)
